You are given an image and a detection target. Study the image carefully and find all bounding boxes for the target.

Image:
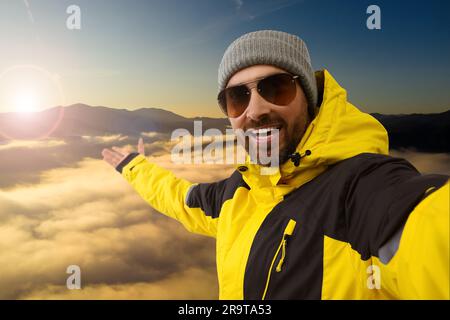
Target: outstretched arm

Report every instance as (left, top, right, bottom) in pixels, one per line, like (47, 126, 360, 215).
(102, 138, 219, 238)
(343, 154, 449, 299)
(377, 181, 449, 299)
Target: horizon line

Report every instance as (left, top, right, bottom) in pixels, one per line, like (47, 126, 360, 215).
(0, 102, 449, 118)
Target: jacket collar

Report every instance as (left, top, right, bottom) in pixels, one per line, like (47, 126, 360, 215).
(235, 69, 389, 193)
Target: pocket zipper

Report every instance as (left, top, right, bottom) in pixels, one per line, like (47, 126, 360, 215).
(262, 219, 297, 300)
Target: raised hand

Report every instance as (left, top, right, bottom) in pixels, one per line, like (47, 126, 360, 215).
(102, 137, 145, 168)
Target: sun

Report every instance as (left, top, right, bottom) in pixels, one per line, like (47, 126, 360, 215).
(14, 90, 39, 113)
(0, 64, 65, 114)
(0, 64, 66, 139)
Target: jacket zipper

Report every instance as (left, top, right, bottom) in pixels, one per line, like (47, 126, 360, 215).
(262, 219, 297, 300)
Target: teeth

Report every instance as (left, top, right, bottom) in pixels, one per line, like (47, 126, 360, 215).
(257, 128, 272, 135)
(248, 127, 279, 136)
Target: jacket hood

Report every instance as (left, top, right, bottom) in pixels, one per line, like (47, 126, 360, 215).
(236, 69, 389, 193)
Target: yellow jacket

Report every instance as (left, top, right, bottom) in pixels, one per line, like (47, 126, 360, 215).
(118, 70, 449, 299)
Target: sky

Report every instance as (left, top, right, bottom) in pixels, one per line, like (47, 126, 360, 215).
(0, 0, 449, 117)
(1, 0, 449, 300)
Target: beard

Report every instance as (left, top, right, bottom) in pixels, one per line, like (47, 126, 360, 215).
(279, 115, 311, 165)
(239, 112, 311, 167)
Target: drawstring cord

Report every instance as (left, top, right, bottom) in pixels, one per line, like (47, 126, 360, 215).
(288, 149, 311, 167)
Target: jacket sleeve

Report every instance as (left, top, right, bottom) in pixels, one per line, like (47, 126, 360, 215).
(343, 154, 449, 299)
(118, 153, 219, 238)
(376, 181, 449, 299)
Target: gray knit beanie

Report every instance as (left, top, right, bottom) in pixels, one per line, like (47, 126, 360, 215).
(218, 30, 318, 111)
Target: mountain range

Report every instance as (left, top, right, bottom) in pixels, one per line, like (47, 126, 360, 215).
(0, 104, 448, 153)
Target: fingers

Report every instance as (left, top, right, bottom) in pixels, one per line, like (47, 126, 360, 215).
(102, 148, 119, 164)
(102, 142, 140, 169)
(138, 137, 145, 155)
(112, 146, 126, 156)
(102, 148, 127, 167)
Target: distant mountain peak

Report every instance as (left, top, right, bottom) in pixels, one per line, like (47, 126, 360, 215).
(0, 105, 448, 152)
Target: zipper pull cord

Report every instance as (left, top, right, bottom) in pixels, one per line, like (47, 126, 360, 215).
(262, 219, 297, 300)
(276, 237, 288, 272)
(276, 219, 297, 272)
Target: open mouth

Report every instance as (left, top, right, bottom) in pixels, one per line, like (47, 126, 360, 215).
(247, 125, 282, 144)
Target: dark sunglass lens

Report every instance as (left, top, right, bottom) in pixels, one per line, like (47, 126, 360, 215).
(225, 85, 250, 117)
(218, 91, 228, 115)
(258, 74, 296, 106)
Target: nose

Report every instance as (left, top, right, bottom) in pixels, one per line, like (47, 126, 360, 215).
(245, 87, 271, 121)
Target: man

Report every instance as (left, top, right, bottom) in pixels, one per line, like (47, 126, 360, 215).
(102, 30, 449, 299)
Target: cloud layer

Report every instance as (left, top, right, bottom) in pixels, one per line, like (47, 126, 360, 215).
(0, 134, 448, 299)
(0, 137, 235, 299)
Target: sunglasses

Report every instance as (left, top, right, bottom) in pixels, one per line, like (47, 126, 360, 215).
(218, 73, 299, 118)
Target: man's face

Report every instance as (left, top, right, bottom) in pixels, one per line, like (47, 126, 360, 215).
(227, 65, 311, 166)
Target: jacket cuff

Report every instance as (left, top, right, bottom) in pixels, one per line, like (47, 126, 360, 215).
(115, 152, 140, 173)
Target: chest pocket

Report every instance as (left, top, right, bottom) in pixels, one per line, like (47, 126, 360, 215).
(262, 219, 297, 300)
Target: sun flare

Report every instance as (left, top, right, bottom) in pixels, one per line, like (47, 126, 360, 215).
(0, 64, 65, 114)
(14, 90, 38, 113)
(0, 65, 66, 139)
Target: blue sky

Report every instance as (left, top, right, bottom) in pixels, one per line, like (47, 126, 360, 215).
(0, 0, 449, 116)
